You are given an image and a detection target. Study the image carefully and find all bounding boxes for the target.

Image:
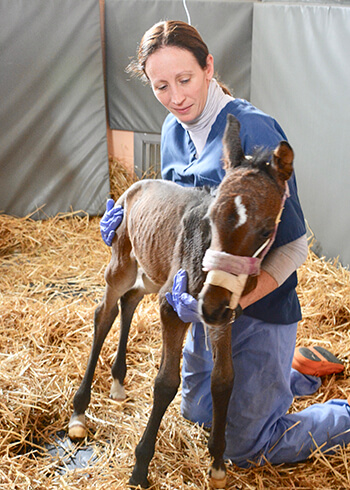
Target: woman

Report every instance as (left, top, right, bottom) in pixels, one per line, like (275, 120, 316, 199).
(100, 20, 348, 467)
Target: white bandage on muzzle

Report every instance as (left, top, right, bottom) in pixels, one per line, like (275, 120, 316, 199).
(204, 270, 248, 310)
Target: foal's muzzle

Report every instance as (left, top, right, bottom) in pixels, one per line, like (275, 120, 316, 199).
(199, 270, 249, 326)
(198, 245, 265, 326)
(204, 270, 248, 309)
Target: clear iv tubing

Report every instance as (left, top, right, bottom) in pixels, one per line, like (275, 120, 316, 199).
(183, 0, 191, 25)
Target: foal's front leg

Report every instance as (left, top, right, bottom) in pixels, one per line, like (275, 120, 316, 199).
(129, 299, 189, 488)
(208, 325, 234, 489)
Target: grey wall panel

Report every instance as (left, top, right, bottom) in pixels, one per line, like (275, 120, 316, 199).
(0, 0, 109, 217)
(251, 3, 350, 267)
(105, 0, 253, 133)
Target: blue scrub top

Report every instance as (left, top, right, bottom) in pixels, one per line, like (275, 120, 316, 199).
(161, 99, 306, 324)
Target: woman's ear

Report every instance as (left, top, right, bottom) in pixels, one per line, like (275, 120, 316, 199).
(206, 54, 214, 80)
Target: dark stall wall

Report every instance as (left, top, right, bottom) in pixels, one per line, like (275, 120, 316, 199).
(0, 0, 109, 217)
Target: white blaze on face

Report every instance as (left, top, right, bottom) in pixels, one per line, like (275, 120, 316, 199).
(234, 195, 247, 228)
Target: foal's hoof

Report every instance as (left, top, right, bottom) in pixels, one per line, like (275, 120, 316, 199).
(129, 466, 150, 489)
(209, 476, 227, 489)
(110, 379, 126, 401)
(128, 475, 150, 489)
(209, 467, 227, 489)
(68, 415, 87, 440)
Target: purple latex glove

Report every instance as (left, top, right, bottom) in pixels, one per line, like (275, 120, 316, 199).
(100, 199, 124, 246)
(166, 269, 201, 323)
(166, 269, 244, 324)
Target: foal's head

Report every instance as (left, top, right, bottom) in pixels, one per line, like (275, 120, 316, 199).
(199, 114, 294, 327)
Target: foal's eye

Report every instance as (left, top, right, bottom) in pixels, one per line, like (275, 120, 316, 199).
(260, 228, 274, 240)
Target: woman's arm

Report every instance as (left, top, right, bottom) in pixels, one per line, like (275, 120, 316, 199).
(240, 233, 308, 309)
(240, 270, 278, 309)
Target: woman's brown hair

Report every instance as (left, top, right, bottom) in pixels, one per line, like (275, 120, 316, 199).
(127, 20, 232, 95)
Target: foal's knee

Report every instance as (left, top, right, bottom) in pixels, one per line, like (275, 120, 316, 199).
(211, 376, 234, 397)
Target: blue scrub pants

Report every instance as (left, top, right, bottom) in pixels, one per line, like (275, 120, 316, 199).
(181, 316, 350, 467)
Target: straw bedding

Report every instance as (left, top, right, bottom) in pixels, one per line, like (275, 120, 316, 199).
(1, 160, 350, 489)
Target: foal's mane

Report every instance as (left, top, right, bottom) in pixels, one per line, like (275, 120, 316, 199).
(242, 147, 273, 171)
(239, 146, 282, 187)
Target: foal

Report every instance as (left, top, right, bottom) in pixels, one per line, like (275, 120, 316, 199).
(68, 114, 294, 488)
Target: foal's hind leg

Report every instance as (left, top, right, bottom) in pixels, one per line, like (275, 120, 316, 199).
(110, 287, 145, 401)
(68, 254, 137, 440)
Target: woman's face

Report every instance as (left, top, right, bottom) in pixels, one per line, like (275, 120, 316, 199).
(145, 46, 214, 123)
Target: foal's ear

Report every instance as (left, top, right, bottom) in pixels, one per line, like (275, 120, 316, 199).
(272, 141, 294, 182)
(222, 114, 245, 169)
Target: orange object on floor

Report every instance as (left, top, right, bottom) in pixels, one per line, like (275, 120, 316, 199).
(292, 346, 344, 377)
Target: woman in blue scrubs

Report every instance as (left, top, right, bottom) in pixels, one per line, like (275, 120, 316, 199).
(100, 20, 348, 467)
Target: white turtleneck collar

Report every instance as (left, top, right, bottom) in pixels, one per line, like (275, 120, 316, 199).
(179, 78, 234, 157)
